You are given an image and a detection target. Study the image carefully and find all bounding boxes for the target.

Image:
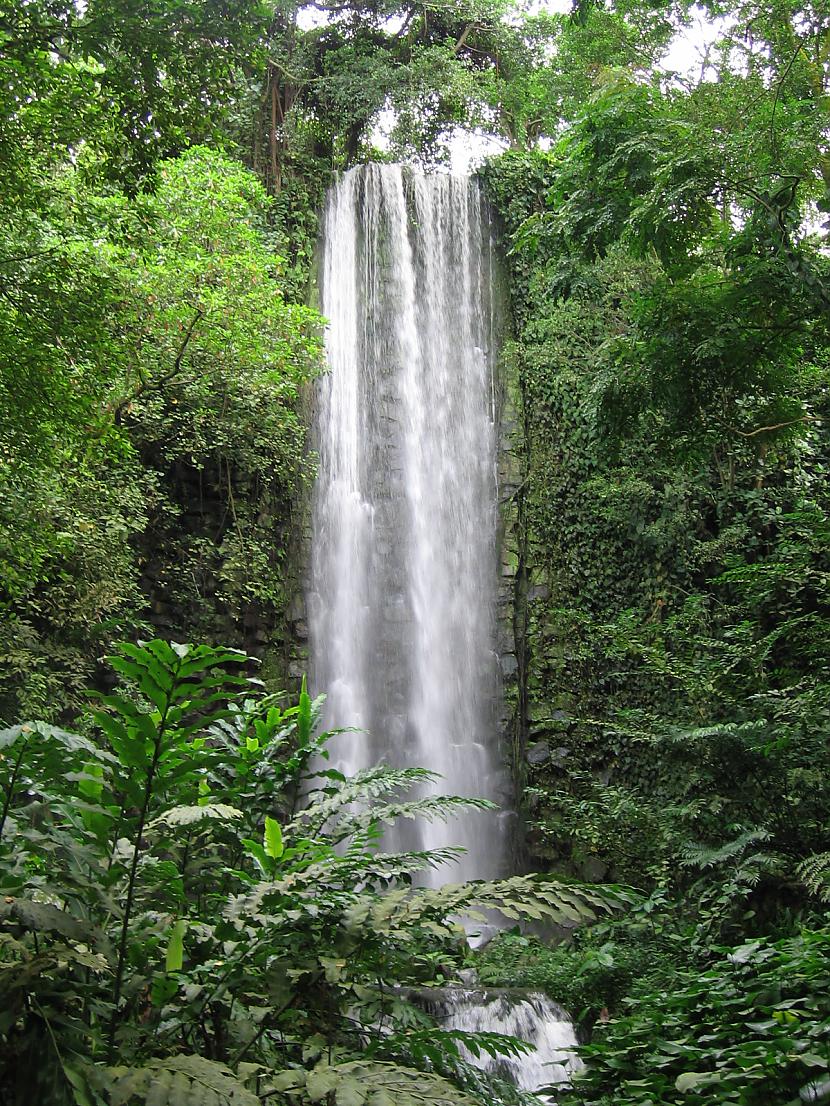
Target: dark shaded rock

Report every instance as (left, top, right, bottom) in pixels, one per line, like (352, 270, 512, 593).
(526, 741, 550, 767)
(287, 595, 305, 622)
(579, 857, 608, 882)
(500, 653, 518, 677)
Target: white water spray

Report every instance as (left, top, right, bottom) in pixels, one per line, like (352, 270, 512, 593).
(429, 988, 583, 1099)
(309, 163, 511, 879)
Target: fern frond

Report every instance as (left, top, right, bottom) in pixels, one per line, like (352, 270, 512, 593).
(339, 845, 468, 879)
(371, 1025, 534, 1062)
(294, 766, 440, 830)
(369, 1028, 543, 1106)
(89, 1055, 258, 1106)
(664, 720, 766, 747)
(327, 795, 496, 845)
(797, 852, 830, 902)
(269, 1058, 486, 1105)
(148, 804, 244, 831)
(679, 828, 771, 870)
(345, 875, 620, 941)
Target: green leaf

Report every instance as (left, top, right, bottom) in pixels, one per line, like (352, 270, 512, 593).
(62, 1062, 96, 1106)
(336, 1076, 367, 1106)
(0, 898, 93, 941)
(165, 919, 186, 973)
(367, 1093, 395, 1106)
(107, 656, 168, 713)
(0, 724, 28, 750)
(297, 674, 312, 747)
(307, 1068, 340, 1102)
(676, 1071, 710, 1092)
(151, 973, 180, 1008)
(264, 816, 284, 860)
(319, 956, 346, 983)
(243, 838, 272, 875)
(78, 762, 104, 802)
(270, 1071, 306, 1092)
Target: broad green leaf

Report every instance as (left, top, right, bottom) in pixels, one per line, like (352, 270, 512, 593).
(676, 1071, 711, 1092)
(270, 1071, 306, 1092)
(0, 898, 93, 941)
(319, 956, 346, 983)
(62, 1062, 96, 1106)
(0, 724, 27, 749)
(367, 1093, 395, 1106)
(165, 919, 186, 973)
(801, 1054, 830, 1069)
(335, 1076, 367, 1106)
(243, 838, 272, 875)
(78, 762, 104, 802)
(151, 973, 179, 1008)
(306, 1068, 339, 1102)
(264, 816, 284, 860)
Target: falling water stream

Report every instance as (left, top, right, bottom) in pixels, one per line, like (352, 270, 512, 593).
(308, 163, 578, 1099)
(428, 987, 583, 1099)
(309, 163, 510, 877)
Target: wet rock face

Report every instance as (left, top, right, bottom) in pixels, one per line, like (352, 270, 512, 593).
(526, 741, 551, 767)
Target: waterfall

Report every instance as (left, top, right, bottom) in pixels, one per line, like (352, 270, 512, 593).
(308, 162, 581, 1105)
(426, 987, 583, 1100)
(309, 163, 511, 880)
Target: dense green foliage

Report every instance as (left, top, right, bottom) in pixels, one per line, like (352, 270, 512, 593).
(0, 640, 613, 1106)
(562, 931, 830, 1105)
(4, 0, 830, 1102)
(476, 0, 830, 1098)
(1, 142, 320, 722)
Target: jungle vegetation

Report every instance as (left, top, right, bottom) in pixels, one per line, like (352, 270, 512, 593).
(1, 0, 830, 1104)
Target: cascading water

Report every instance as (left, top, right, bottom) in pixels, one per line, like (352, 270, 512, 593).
(309, 163, 511, 880)
(426, 987, 583, 1099)
(308, 162, 580, 1101)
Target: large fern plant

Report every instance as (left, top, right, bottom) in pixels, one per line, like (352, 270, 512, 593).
(0, 640, 619, 1106)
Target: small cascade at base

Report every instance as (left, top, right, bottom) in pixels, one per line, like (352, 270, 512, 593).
(424, 987, 583, 1101)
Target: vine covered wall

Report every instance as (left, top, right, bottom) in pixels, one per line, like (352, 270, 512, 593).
(481, 149, 830, 915)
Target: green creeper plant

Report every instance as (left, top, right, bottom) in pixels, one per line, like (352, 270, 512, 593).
(561, 931, 830, 1106)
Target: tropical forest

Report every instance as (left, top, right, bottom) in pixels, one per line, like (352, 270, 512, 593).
(1, 0, 829, 1103)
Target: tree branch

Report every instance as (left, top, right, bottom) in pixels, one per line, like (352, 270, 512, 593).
(112, 308, 203, 425)
(728, 415, 821, 439)
(454, 22, 474, 53)
(770, 43, 804, 161)
(0, 249, 56, 266)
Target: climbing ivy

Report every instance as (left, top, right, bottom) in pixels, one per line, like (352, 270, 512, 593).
(481, 141, 830, 945)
